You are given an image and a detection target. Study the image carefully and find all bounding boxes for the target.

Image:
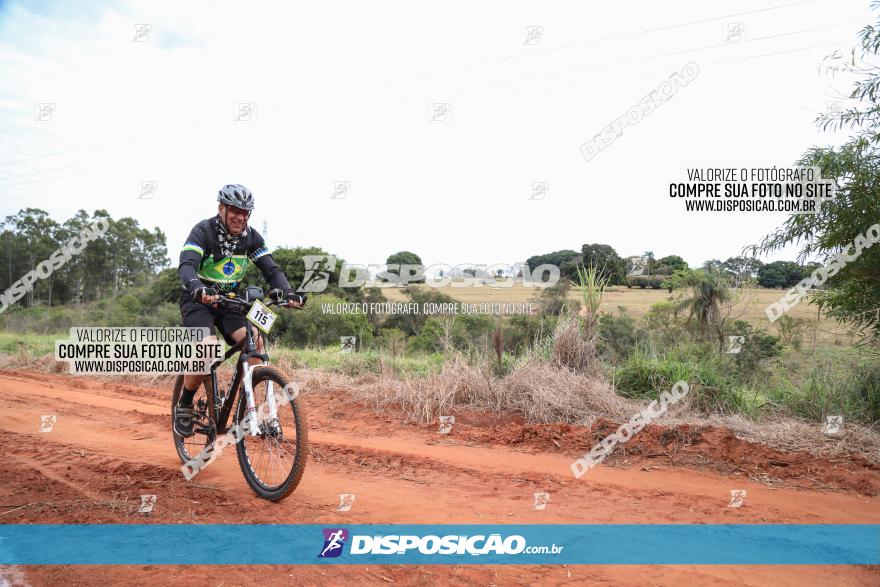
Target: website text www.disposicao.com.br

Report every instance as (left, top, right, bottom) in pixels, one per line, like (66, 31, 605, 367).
(318, 529, 562, 559)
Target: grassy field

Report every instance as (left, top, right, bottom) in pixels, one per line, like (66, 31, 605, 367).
(0, 332, 58, 357)
(381, 283, 854, 345)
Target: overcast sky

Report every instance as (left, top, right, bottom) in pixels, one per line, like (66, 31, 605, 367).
(0, 0, 872, 269)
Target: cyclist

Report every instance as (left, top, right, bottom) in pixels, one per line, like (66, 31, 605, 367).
(174, 184, 305, 437)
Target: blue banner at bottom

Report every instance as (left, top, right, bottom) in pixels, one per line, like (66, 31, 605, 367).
(0, 524, 876, 565)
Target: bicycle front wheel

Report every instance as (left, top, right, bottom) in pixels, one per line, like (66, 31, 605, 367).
(235, 366, 308, 501)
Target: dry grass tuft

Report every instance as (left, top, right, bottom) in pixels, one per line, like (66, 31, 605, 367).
(550, 314, 602, 376)
(499, 359, 636, 424)
(0, 351, 65, 373)
(349, 345, 637, 425)
(349, 353, 489, 422)
(707, 414, 880, 463)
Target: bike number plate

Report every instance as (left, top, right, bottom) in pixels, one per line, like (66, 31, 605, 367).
(246, 300, 277, 334)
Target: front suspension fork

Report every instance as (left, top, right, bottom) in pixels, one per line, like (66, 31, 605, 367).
(242, 362, 278, 436)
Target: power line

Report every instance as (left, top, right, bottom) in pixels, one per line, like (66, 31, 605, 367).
(0, 159, 98, 182)
(0, 141, 112, 168)
(488, 20, 863, 90)
(0, 170, 91, 189)
(399, 0, 824, 81)
(390, 19, 861, 105)
(0, 118, 208, 169)
(498, 40, 844, 102)
(0, 0, 831, 171)
(511, 0, 824, 59)
(3, 29, 854, 190)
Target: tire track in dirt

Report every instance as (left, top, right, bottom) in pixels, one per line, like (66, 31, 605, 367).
(1, 371, 875, 522)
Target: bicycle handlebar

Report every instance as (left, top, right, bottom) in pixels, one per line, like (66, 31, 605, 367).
(210, 292, 303, 310)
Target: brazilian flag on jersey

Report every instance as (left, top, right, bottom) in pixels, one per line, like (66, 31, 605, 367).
(196, 255, 251, 292)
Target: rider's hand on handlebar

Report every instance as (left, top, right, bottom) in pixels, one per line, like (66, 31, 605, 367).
(269, 288, 306, 308)
(193, 286, 220, 306)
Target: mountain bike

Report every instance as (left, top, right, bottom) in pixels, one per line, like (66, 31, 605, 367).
(171, 286, 308, 501)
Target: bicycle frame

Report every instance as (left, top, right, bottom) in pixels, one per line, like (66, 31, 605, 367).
(204, 318, 271, 437)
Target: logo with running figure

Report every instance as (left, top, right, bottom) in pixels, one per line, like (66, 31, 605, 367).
(299, 255, 338, 293)
(318, 528, 349, 558)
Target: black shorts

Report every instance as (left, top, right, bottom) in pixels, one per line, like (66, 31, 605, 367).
(179, 290, 247, 347)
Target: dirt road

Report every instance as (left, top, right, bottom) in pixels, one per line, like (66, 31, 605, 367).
(0, 369, 877, 586)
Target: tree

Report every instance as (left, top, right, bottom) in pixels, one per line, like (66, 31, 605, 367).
(702, 259, 724, 271)
(656, 255, 688, 273)
(149, 267, 184, 305)
(757, 261, 805, 289)
(526, 250, 581, 278)
(61, 210, 108, 302)
(643, 251, 656, 275)
(385, 251, 424, 283)
(0, 208, 167, 308)
(580, 244, 625, 284)
(1, 209, 59, 306)
(678, 270, 730, 331)
(801, 261, 823, 278)
(673, 269, 751, 354)
(104, 217, 169, 294)
(752, 7, 880, 344)
(661, 268, 694, 292)
(722, 256, 763, 286)
(559, 255, 584, 281)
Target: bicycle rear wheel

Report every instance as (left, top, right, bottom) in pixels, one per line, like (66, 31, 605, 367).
(235, 366, 308, 501)
(171, 375, 215, 466)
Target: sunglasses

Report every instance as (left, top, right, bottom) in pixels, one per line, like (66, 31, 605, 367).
(224, 205, 250, 217)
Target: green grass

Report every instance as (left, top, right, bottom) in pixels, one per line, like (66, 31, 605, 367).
(0, 331, 59, 357)
(610, 340, 880, 422)
(610, 343, 749, 415)
(766, 346, 880, 422)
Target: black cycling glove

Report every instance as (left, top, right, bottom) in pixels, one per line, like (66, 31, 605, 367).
(192, 285, 218, 302)
(269, 289, 306, 305)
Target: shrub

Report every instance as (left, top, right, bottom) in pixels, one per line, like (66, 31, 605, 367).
(597, 308, 643, 362)
(774, 314, 805, 347)
(408, 318, 446, 353)
(612, 348, 697, 399)
(337, 352, 381, 376)
(612, 344, 748, 415)
(504, 313, 558, 354)
(642, 300, 686, 346)
(625, 275, 665, 289)
(535, 279, 579, 316)
(855, 363, 880, 422)
(727, 320, 783, 375)
(408, 313, 496, 354)
(384, 286, 456, 336)
(375, 327, 407, 354)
